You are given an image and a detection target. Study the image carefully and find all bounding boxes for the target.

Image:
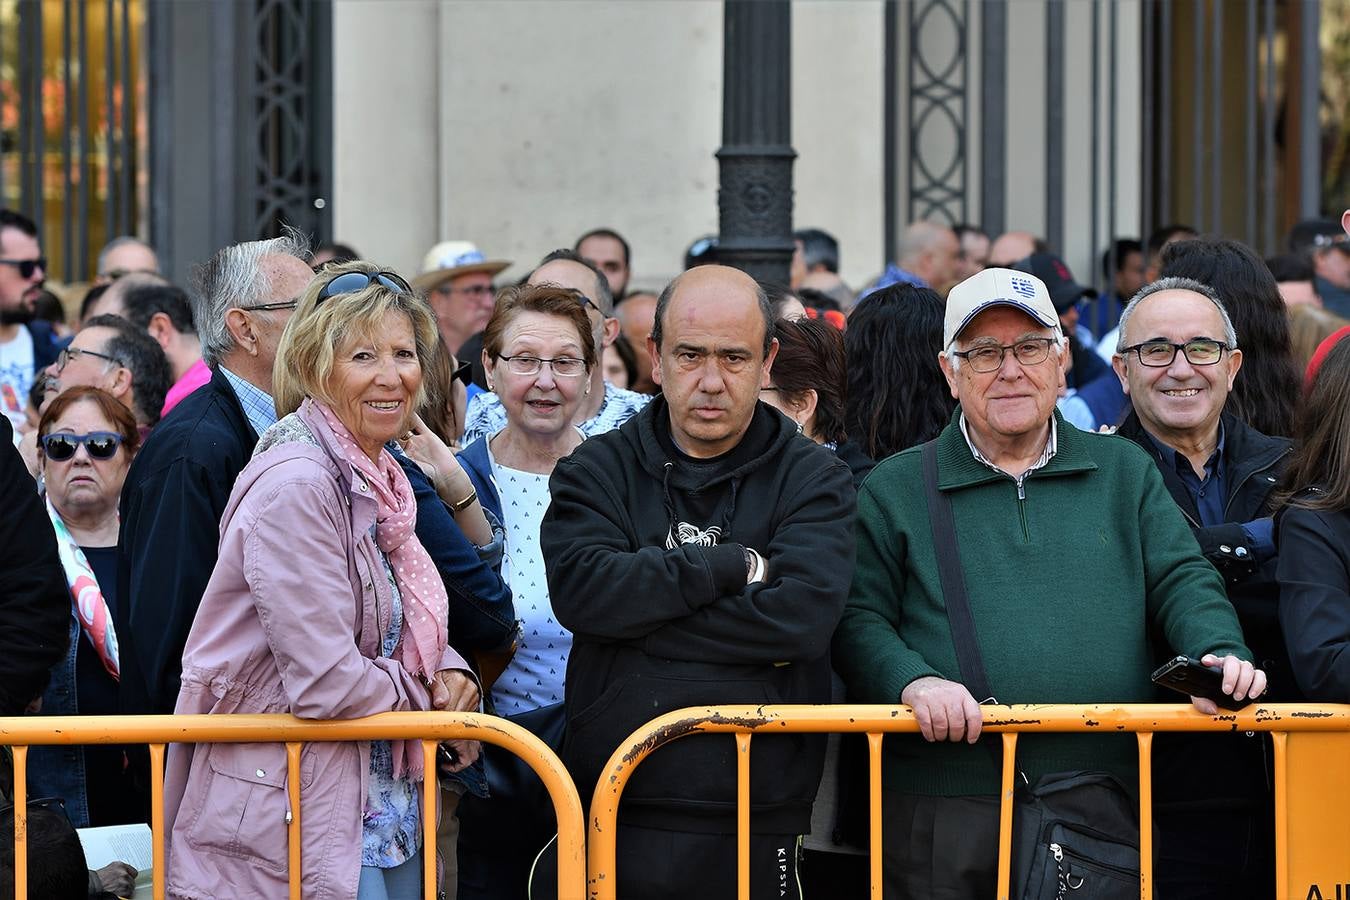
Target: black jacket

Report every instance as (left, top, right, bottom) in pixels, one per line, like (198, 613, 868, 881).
(541, 398, 856, 833)
(115, 367, 258, 715)
(1118, 410, 1293, 814)
(0, 417, 69, 715)
(1118, 411, 1294, 688)
(1276, 498, 1350, 701)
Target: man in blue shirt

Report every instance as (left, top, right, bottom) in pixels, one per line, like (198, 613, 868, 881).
(1112, 275, 1292, 900)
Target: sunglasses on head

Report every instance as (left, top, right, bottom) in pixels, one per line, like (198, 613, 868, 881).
(40, 431, 125, 461)
(317, 270, 412, 303)
(0, 257, 46, 279)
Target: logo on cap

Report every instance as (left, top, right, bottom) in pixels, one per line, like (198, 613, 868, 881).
(445, 250, 487, 268)
(1010, 276, 1037, 300)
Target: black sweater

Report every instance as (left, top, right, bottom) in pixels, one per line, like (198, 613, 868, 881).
(0, 417, 69, 714)
(541, 398, 856, 833)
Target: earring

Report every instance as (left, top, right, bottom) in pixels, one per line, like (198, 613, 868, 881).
(794, 420, 804, 434)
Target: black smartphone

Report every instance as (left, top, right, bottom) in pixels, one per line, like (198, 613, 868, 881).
(1150, 655, 1254, 711)
(436, 743, 460, 771)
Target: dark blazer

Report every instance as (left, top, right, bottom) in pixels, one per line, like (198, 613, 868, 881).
(115, 367, 258, 715)
(0, 416, 69, 715)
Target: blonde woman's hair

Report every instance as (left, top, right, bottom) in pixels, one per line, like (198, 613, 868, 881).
(272, 260, 439, 421)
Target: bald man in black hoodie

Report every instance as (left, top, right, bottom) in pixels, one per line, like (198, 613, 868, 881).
(538, 266, 856, 900)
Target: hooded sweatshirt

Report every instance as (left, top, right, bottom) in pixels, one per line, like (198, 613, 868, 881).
(541, 397, 856, 834)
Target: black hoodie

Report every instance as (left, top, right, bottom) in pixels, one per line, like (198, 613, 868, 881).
(541, 397, 856, 834)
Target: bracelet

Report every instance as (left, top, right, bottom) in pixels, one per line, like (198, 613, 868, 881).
(448, 487, 478, 513)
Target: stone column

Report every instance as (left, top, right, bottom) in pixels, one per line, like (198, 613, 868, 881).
(716, 0, 795, 285)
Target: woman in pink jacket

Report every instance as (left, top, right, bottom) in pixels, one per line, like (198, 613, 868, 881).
(163, 261, 484, 900)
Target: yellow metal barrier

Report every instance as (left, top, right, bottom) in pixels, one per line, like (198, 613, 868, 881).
(586, 703, 1350, 900)
(0, 711, 586, 900)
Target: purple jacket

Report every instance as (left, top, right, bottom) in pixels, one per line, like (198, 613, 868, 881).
(163, 402, 467, 899)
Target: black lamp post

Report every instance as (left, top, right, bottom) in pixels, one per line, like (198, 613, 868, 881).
(715, 0, 795, 285)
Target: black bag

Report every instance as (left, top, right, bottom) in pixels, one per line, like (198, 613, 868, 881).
(921, 441, 1142, 899)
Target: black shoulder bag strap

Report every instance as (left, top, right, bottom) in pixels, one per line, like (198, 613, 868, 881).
(921, 439, 995, 704)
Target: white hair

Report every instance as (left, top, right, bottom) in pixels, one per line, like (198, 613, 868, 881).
(192, 227, 310, 367)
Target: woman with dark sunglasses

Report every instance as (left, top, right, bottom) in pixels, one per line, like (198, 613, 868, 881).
(28, 385, 142, 894)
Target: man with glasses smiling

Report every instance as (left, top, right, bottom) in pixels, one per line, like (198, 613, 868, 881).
(0, 209, 63, 432)
(1112, 276, 1292, 897)
(834, 268, 1261, 896)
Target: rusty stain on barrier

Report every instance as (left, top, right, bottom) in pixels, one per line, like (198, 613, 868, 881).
(618, 711, 773, 766)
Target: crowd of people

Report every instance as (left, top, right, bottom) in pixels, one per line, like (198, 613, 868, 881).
(0, 201, 1348, 899)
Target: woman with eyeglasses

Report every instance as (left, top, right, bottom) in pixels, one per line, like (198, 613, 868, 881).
(28, 385, 142, 896)
(163, 262, 483, 900)
(453, 283, 596, 900)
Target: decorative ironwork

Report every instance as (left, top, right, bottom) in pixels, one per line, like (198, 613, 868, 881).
(907, 0, 968, 225)
(247, 0, 328, 241)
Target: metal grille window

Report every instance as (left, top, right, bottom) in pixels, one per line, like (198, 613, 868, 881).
(0, 0, 142, 285)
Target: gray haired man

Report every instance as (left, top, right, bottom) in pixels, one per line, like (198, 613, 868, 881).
(1111, 276, 1290, 898)
(116, 232, 313, 719)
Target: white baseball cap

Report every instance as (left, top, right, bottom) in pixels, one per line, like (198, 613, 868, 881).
(943, 267, 1062, 347)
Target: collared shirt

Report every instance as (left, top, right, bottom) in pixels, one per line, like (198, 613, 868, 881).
(461, 381, 651, 446)
(958, 412, 1058, 499)
(1144, 424, 1226, 529)
(219, 366, 277, 439)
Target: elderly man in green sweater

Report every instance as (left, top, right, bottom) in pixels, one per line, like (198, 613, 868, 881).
(833, 267, 1265, 898)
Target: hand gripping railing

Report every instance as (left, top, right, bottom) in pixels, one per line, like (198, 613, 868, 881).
(586, 703, 1350, 900)
(0, 711, 586, 900)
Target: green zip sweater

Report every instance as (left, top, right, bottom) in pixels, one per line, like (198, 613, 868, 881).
(833, 410, 1251, 797)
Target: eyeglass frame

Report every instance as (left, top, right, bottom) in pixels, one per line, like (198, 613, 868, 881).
(496, 354, 589, 378)
(948, 337, 1060, 373)
(55, 345, 123, 371)
(0, 257, 47, 279)
(39, 430, 126, 461)
(236, 298, 299, 313)
(1118, 338, 1231, 368)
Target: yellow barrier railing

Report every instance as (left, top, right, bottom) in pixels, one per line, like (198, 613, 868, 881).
(586, 703, 1350, 900)
(0, 712, 586, 900)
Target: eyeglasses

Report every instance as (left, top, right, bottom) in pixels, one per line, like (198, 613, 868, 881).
(39, 431, 125, 461)
(497, 354, 587, 378)
(0, 257, 46, 279)
(318, 270, 412, 302)
(1120, 339, 1229, 367)
(238, 298, 299, 312)
(451, 359, 473, 386)
(55, 346, 122, 371)
(949, 337, 1058, 373)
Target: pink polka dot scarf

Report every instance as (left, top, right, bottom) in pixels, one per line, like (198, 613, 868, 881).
(309, 399, 449, 703)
